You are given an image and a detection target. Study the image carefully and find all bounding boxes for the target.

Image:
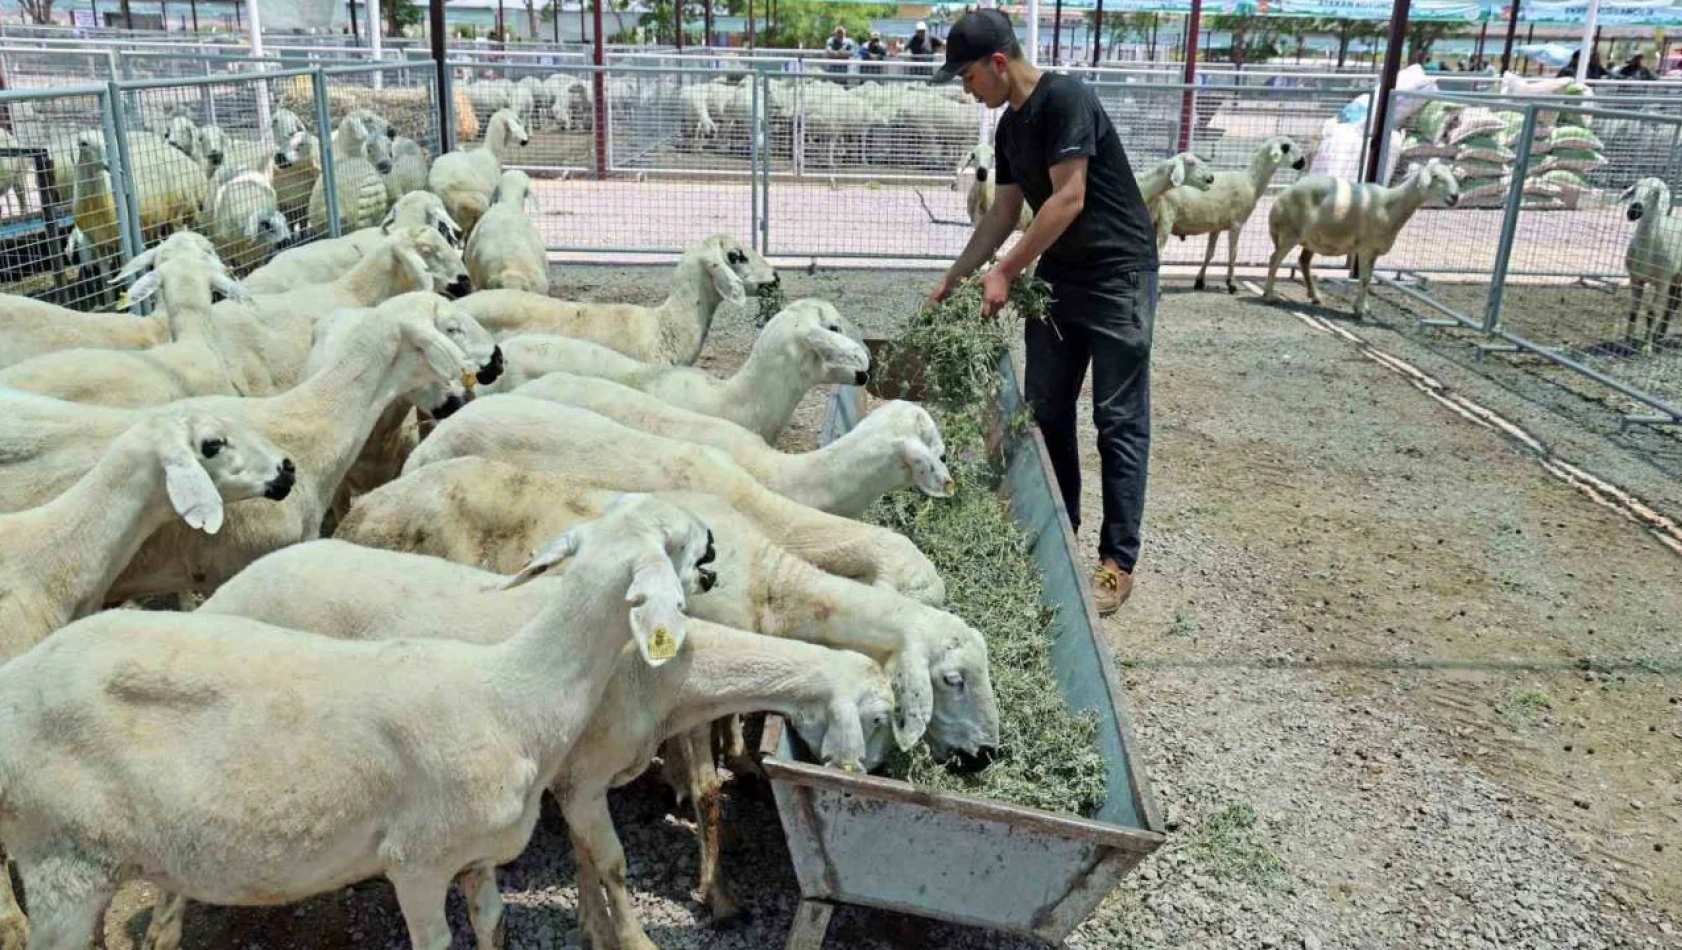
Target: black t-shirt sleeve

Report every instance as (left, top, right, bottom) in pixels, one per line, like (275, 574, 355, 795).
(993, 122, 1015, 187)
(1042, 80, 1098, 166)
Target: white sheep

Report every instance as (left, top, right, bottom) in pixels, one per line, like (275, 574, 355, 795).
(188, 540, 893, 950)
(543, 74, 589, 132)
(72, 134, 208, 271)
(0, 406, 293, 655)
(956, 143, 1034, 231)
(484, 299, 867, 442)
(206, 163, 291, 273)
(390, 403, 945, 604)
(1135, 151, 1218, 208)
(270, 118, 320, 232)
(427, 107, 530, 237)
(508, 376, 952, 516)
(0, 293, 497, 600)
(337, 456, 995, 764)
(1264, 159, 1460, 320)
(464, 169, 548, 294)
(1619, 178, 1682, 353)
(0, 496, 715, 950)
(1155, 135, 1308, 293)
(457, 233, 777, 365)
(384, 135, 430, 204)
(242, 190, 463, 295)
(309, 113, 393, 235)
(191, 124, 273, 181)
(0, 294, 168, 369)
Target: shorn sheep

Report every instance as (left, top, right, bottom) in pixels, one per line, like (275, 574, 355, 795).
(487, 299, 869, 441)
(1264, 158, 1460, 319)
(242, 190, 464, 296)
(1620, 177, 1682, 353)
(457, 233, 777, 364)
(385, 410, 946, 603)
(464, 169, 548, 294)
(1155, 134, 1308, 293)
(181, 541, 892, 950)
(0, 496, 716, 950)
(309, 113, 394, 235)
(0, 293, 498, 600)
(206, 163, 291, 273)
(508, 377, 953, 516)
(427, 107, 530, 237)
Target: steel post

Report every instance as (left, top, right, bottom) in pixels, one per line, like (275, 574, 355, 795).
(99, 84, 141, 268)
(1483, 105, 1537, 334)
(311, 68, 344, 238)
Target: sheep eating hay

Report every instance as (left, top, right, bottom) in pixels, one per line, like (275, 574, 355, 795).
(0, 496, 715, 950)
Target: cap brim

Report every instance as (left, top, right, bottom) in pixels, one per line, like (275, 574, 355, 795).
(930, 62, 964, 84)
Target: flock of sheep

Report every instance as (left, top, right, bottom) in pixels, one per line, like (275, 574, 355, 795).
(0, 83, 1015, 949)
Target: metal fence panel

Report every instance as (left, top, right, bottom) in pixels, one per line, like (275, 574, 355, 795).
(0, 85, 123, 309)
(310, 62, 446, 238)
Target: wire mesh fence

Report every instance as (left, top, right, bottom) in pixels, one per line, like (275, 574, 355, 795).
(0, 85, 119, 309)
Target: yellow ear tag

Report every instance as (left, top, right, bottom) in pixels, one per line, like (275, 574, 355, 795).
(648, 625, 677, 661)
(461, 370, 478, 391)
(942, 477, 956, 494)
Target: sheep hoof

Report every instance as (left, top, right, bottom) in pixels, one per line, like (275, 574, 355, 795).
(1192, 277, 1205, 291)
(1225, 283, 1238, 295)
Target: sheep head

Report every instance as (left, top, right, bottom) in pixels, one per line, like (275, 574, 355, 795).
(1406, 159, 1460, 207)
(490, 109, 531, 147)
(194, 125, 228, 170)
(246, 208, 291, 253)
(1622, 177, 1670, 222)
(788, 651, 897, 772)
(1260, 134, 1308, 173)
(863, 401, 954, 499)
(148, 405, 296, 535)
(1173, 152, 1217, 192)
(908, 620, 1003, 768)
(382, 191, 463, 248)
(390, 226, 472, 297)
(762, 299, 870, 387)
(693, 234, 778, 302)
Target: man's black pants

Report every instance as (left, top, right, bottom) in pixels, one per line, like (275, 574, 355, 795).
(1023, 269, 1156, 573)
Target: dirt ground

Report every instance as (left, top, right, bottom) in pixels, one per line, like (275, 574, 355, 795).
(88, 264, 1682, 949)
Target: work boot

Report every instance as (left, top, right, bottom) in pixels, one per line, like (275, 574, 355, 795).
(1091, 561, 1133, 616)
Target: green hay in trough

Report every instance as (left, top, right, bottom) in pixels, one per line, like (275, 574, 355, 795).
(864, 276, 1109, 818)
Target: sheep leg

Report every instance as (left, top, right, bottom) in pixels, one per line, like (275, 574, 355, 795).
(389, 872, 455, 950)
(1299, 249, 1320, 305)
(1193, 232, 1219, 290)
(1626, 279, 1646, 342)
(1654, 276, 1681, 355)
(677, 726, 740, 922)
(18, 855, 116, 950)
(1352, 253, 1376, 320)
(1263, 240, 1291, 302)
(0, 853, 28, 950)
(567, 791, 660, 950)
(457, 863, 506, 950)
(138, 892, 188, 950)
(566, 823, 618, 950)
(1224, 227, 1241, 294)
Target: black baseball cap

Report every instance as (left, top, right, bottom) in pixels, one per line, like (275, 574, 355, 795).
(931, 9, 1018, 84)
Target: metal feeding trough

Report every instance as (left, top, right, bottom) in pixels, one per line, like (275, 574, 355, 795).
(758, 344, 1165, 948)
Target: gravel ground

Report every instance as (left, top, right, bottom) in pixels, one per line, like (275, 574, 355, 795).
(92, 264, 1682, 949)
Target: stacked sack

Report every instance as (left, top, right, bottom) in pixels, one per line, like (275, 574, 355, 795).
(1397, 81, 1605, 211)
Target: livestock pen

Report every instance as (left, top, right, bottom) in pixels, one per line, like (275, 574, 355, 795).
(1, 41, 1680, 950)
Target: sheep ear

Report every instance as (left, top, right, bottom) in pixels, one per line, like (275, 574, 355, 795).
(211, 271, 250, 303)
(503, 526, 584, 589)
(1618, 184, 1638, 203)
(626, 558, 687, 667)
(898, 438, 954, 498)
(821, 695, 868, 771)
(804, 323, 870, 374)
(705, 255, 747, 306)
(379, 206, 398, 233)
(405, 315, 472, 385)
(161, 432, 224, 535)
(396, 244, 432, 293)
(889, 646, 933, 751)
(125, 271, 162, 308)
(1169, 158, 1186, 188)
(116, 247, 159, 283)
(1407, 161, 1423, 179)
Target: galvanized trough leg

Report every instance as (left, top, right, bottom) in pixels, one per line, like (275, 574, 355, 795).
(786, 898, 834, 950)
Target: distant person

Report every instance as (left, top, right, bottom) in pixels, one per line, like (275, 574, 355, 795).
(908, 20, 935, 57)
(864, 31, 887, 60)
(825, 25, 855, 57)
(1619, 54, 1656, 80)
(1558, 50, 1608, 79)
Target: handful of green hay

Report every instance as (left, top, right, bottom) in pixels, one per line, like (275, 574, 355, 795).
(863, 274, 1109, 817)
(755, 281, 788, 327)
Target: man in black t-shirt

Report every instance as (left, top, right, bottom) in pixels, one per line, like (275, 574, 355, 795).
(926, 8, 1158, 614)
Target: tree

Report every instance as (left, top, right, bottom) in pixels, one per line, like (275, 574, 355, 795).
(1206, 13, 1280, 68)
(1087, 11, 1158, 61)
(742, 0, 894, 48)
(1404, 21, 1460, 65)
(1310, 17, 1386, 67)
(18, 0, 55, 25)
(385, 0, 424, 37)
